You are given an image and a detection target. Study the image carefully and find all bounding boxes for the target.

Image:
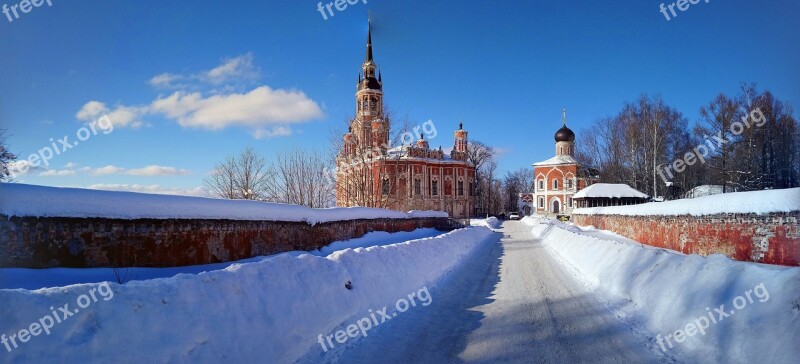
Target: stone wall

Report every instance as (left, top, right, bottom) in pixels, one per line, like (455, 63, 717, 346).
(571, 212, 800, 266)
(0, 216, 448, 268)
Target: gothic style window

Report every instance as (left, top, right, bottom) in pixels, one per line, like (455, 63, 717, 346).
(538, 180, 544, 190)
(414, 179, 421, 195)
(567, 179, 574, 189)
(458, 181, 464, 196)
(553, 179, 559, 190)
(469, 182, 474, 196)
(568, 197, 573, 207)
(538, 197, 544, 208)
(432, 180, 438, 196)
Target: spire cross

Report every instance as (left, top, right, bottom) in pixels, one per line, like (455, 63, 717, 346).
(562, 107, 567, 126)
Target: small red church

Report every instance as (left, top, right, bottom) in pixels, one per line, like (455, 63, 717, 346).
(529, 109, 599, 215)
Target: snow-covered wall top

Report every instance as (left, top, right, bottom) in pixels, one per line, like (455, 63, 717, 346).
(0, 183, 448, 223)
(573, 188, 800, 216)
(573, 183, 648, 199)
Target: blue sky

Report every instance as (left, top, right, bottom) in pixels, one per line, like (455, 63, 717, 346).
(1, 0, 798, 195)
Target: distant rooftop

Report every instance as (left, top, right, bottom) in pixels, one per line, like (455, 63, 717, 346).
(532, 154, 579, 166)
(573, 183, 648, 199)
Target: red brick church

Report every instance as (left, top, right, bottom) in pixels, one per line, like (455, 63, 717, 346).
(336, 24, 476, 218)
(527, 109, 599, 215)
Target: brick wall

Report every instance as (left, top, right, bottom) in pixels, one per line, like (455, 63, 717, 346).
(0, 216, 447, 268)
(571, 212, 800, 266)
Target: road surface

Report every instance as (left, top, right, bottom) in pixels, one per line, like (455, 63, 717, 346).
(302, 220, 665, 363)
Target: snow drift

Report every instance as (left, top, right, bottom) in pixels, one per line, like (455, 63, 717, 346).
(0, 227, 496, 363)
(0, 228, 445, 290)
(470, 217, 501, 229)
(0, 183, 447, 223)
(573, 187, 800, 216)
(524, 217, 800, 363)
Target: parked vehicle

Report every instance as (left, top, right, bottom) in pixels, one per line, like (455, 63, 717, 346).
(508, 212, 520, 220)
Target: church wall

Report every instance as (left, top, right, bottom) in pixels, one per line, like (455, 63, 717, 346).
(572, 212, 800, 267)
(0, 216, 448, 269)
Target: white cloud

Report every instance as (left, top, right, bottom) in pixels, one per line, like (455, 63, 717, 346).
(63, 162, 79, 169)
(126, 165, 191, 176)
(150, 86, 323, 130)
(76, 101, 147, 129)
(92, 165, 126, 176)
(252, 126, 293, 139)
(39, 169, 77, 177)
(148, 72, 182, 88)
(79, 165, 192, 177)
(76, 53, 322, 138)
(88, 184, 207, 197)
(147, 53, 260, 90)
(75, 101, 107, 121)
(204, 53, 259, 84)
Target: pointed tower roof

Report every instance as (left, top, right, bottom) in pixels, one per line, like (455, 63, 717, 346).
(365, 20, 374, 63)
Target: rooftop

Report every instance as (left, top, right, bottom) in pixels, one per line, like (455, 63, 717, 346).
(573, 183, 649, 199)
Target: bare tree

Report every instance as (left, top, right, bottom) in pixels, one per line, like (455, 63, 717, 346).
(0, 129, 17, 182)
(502, 168, 533, 212)
(263, 148, 334, 208)
(471, 146, 502, 216)
(579, 95, 686, 197)
(204, 147, 271, 200)
(696, 94, 741, 193)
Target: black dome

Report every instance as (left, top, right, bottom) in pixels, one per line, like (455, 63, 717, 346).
(554, 125, 575, 142)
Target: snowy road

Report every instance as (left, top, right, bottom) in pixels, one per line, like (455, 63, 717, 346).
(317, 220, 664, 363)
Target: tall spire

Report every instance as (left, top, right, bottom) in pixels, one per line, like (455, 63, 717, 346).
(365, 17, 374, 63)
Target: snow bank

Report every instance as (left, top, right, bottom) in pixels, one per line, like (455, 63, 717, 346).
(0, 229, 445, 290)
(470, 217, 501, 229)
(0, 227, 496, 363)
(573, 188, 800, 216)
(0, 183, 447, 223)
(526, 218, 800, 363)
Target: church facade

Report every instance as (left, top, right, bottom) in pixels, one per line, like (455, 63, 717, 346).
(335, 24, 476, 218)
(530, 110, 599, 215)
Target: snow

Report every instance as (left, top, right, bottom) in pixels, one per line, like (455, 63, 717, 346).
(685, 184, 727, 198)
(0, 228, 445, 290)
(572, 183, 648, 199)
(524, 216, 800, 363)
(573, 187, 800, 216)
(469, 216, 501, 229)
(0, 183, 447, 223)
(0, 226, 495, 363)
(327, 220, 663, 362)
(532, 154, 579, 166)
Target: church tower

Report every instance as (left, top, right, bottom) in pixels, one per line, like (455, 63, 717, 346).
(352, 20, 388, 156)
(451, 120, 469, 161)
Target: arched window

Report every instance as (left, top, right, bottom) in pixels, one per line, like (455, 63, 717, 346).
(538, 197, 544, 208)
(553, 179, 559, 190)
(538, 180, 544, 190)
(567, 179, 573, 189)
